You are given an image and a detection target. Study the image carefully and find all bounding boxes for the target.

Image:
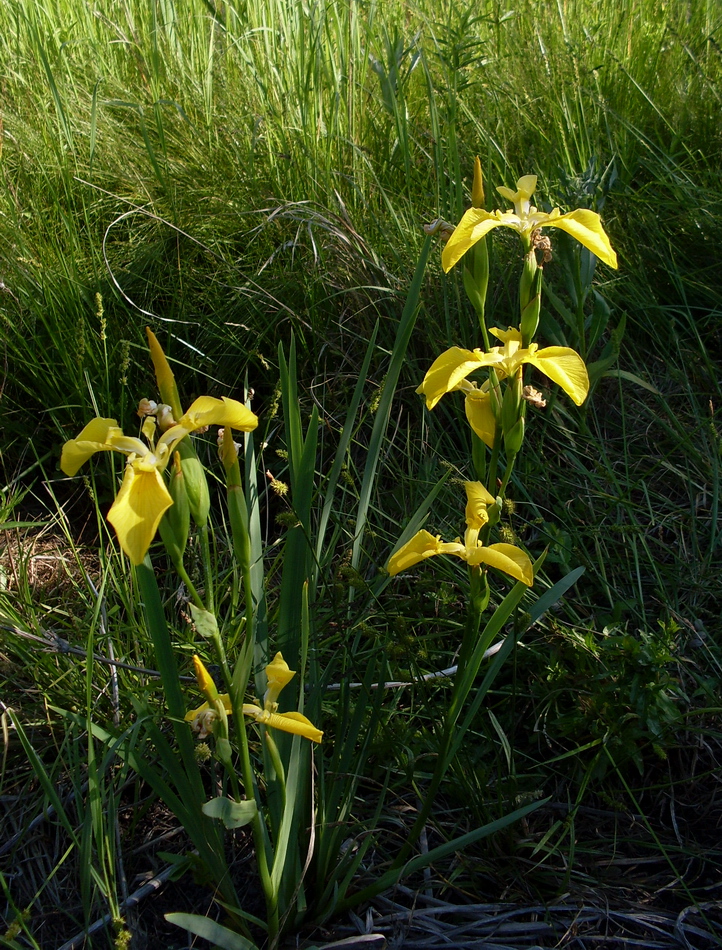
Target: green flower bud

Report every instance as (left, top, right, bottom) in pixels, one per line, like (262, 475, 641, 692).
(520, 260, 543, 345)
(177, 439, 210, 528)
(158, 451, 190, 565)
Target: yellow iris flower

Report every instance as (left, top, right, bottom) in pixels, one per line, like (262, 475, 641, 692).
(417, 326, 589, 412)
(387, 482, 533, 586)
(442, 174, 618, 273)
(61, 396, 258, 565)
(185, 653, 323, 744)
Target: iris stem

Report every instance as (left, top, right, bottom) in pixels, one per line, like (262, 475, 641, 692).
(174, 560, 204, 610)
(389, 567, 488, 871)
(212, 628, 279, 944)
(200, 524, 214, 613)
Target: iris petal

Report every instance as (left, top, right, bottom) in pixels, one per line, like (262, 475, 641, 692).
(442, 209, 504, 273)
(526, 346, 589, 406)
(466, 542, 534, 585)
(464, 482, 495, 528)
(549, 209, 618, 269)
(464, 390, 497, 448)
(387, 530, 444, 575)
(416, 347, 487, 410)
(180, 395, 258, 433)
(265, 711, 323, 743)
(60, 418, 121, 476)
(107, 464, 173, 565)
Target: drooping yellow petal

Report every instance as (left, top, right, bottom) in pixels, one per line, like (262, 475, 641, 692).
(464, 482, 495, 530)
(243, 703, 323, 743)
(546, 208, 618, 269)
(387, 530, 445, 575)
(60, 418, 122, 476)
(526, 346, 590, 406)
(185, 694, 233, 722)
(416, 347, 487, 410)
(107, 464, 173, 564)
(266, 711, 323, 743)
(442, 208, 505, 273)
(179, 395, 258, 433)
(467, 542, 534, 585)
(465, 389, 497, 447)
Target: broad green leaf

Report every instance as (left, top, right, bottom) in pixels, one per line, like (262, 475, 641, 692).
(203, 797, 258, 829)
(165, 913, 259, 950)
(189, 604, 220, 640)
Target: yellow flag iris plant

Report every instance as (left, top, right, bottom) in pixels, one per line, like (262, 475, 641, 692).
(417, 325, 589, 413)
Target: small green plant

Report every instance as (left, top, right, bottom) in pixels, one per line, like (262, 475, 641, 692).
(534, 619, 686, 778)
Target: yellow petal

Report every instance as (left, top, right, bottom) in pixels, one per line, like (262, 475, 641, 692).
(417, 347, 486, 410)
(146, 327, 183, 418)
(266, 652, 295, 690)
(179, 396, 258, 433)
(185, 702, 208, 722)
(489, 326, 522, 346)
(192, 655, 219, 701)
(107, 464, 173, 564)
(464, 482, 495, 529)
(547, 209, 618, 269)
(467, 542, 534, 585)
(267, 711, 323, 743)
(497, 175, 537, 209)
(387, 530, 444, 575)
(465, 390, 497, 448)
(185, 693, 233, 723)
(264, 652, 295, 707)
(242, 704, 323, 743)
(60, 418, 121, 476)
(442, 209, 504, 273)
(526, 346, 590, 406)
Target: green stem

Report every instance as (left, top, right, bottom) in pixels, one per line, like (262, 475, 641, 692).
(389, 567, 487, 870)
(200, 524, 214, 613)
(174, 560, 204, 610)
(477, 308, 491, 351)
(487, 431, 502, 497)
(213, 629, 279, 944)
(227, 481, 255, 657)
(136, 559, 188, 724)
(264, 731, 287, 812)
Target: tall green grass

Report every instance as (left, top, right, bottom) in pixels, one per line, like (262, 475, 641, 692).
(1, 0, 720, 456)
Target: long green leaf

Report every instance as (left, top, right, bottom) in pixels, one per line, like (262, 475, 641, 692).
(166, 913, 259, 950)
(339, 798, 547, 910)
(350, 235, 432, 575)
